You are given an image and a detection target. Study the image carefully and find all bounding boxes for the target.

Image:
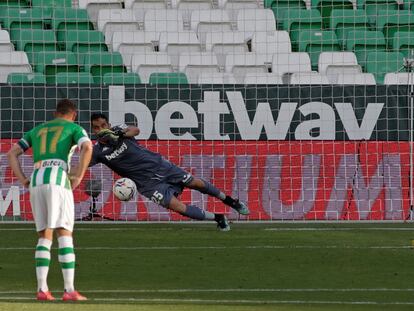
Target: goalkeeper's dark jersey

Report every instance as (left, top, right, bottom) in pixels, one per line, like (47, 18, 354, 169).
(89, 126, 165, 190)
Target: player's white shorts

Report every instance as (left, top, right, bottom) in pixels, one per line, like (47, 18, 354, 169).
(30, 184, 75, 232)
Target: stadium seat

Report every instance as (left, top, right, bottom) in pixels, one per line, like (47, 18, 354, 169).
(204, 31, 247, 67)
(236, 9, 276, 40)
(298, 31, 341, 70)
(243, 72, 283, 84)
(144, 10, 185, 33)
(383, 72, 411, 84)
(272, 52, 311, 75)
(190, 10, 232, 44)
(318, 52, 361, 83)
(358, 0, 399, 24)
(330, 9, 369, 48)
(159, 31, 201, 67)
(345, 30, 387, 70)
(78, 0, 123, 22)
(83, 52, 127, 83)
(31, 0, 71, 7)
(178, 51, 219, 83)
(52, 8, 94, 42)
(149, 72, 189, 84)
(0, 8, 47, 33)
(287, 72, 330, 84)
(392, 31, 414, 58)
(0, 30, 14, 52)
(103, 72, 142, 84)
(7, 72, 46, 84)
(335, 72, 376, 84)
(125, 0, 168, 9)
(266, 0, 306, 22)
(223, 0, 261, 10)
(224, 53, 267, 83)
(279, 9, 323, 50)
(311, 0, 354, 28)
(251, 31, 291, 63)
(365, 51, 405, 84)
(55, 72, 95, 84)
(97, 9, 140, 44)
(131, 52, 173, 82)
(376, 10, 414, 47)
(0, 0, 29, 7)
(111, 31, 158, 67)
(32, 51, 79, 83)
(12, 30, 57, 62)
(197, 72, 237, 84)
(174, 0, 214, 10)
(0, 51, 31, 83)
(61, 30, 107, 55)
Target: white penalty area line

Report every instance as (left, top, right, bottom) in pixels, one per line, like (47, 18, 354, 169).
(0, 245, 411, 250)
(1, 297, 414, 306)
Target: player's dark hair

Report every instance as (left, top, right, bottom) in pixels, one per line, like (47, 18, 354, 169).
(90, 113, 108, 123)
(56, 99, 77, 115)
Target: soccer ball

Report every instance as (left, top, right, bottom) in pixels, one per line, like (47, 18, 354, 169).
(113, 178, 137, 201)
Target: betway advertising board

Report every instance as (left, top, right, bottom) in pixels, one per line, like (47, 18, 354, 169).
(0, 85, 410, 221)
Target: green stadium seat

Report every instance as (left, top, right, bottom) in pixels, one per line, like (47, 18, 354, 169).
(311, 0, 354, 28)
(358, 0, 399, 24)
(31, 0, 72, 7)
(51, 8, 94, 42)
(298, 30, 341, 69)
(267, 0, 306, 21)
(391, 31, 414, 57)
(59, 30, 107, 53)
(376, 10, 414, 47)
(32, 51, 79, 83)
(365, 51, 404, 84)
(0, 0, 29, 7)
(279, 9, 323, 50)
(11, 30, 57, 63)
(345, 30, 387, 69)
(83, 52, 127, 83)
(0, 8, 48, 32)
(149, 72, 189, 85)
(7, 72, 46, 84)
(330, 9, 369, 48)
(55, 72, 94, 84)
(103, 72, 141, 85)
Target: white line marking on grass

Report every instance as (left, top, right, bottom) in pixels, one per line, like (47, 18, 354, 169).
(264, 227, 414, 231)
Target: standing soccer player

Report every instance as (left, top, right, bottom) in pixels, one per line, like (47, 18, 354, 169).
(7, 99, 93, 301)
(89, 113, 249, 231)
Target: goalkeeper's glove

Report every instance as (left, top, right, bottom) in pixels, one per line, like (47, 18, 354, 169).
(96, 129, 121, 145)
(112, 128, 125, 138)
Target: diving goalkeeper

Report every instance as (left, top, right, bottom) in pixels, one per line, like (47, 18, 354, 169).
(89, 113, 249, 231)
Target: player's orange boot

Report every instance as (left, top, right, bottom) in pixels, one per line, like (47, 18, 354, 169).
(62, 290, 87, 301)
(37, 290, 55, 301)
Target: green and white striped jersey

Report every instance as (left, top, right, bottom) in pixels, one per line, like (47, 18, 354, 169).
(18, 118, 90, 189)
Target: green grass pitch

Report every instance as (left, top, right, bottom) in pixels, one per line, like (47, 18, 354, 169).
(1, 222, 414, 311)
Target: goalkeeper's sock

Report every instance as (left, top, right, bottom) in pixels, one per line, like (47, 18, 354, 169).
(182, 205, 215, 220)
(222, 195, 237, 207)
(199, 180, 226, 200)
(35, 238, 52, 292)
(58, 236, 76, 293)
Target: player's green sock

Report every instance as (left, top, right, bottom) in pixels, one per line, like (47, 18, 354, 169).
(35, 238, 52, 292)
(58, 236, 76, 292)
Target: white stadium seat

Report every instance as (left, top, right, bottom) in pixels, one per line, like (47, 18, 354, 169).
(0, 51, 31, 83)
(236, 9, 276, 40)
(0, 30, 14, 52)
(318, 52, 361, 83)
(111, 31, 158, 67)
(144, 9, 185, 33)
(131, 52, 173, 83)
(383, 72, 410, 85)
(225, 53, 267, 83)
(78, 0, 123, 22)
(251, 31, 291, 63)
(173, 0, 214, 10)
(243, 72, 283, 84)
(336, 73, 376, 85)
(159, 31, 201, 67)
(190, 10, 233, 45)
(288, 72, 331, 85)
(125, 0, 168, 9)
(97, 9, 140, 44)
(197, 72, 237, 84)
(204, 31, 247, 54)
(272, 52, 311, 76)
(178, 52, 219, 83)
(223, 0, 261, 10)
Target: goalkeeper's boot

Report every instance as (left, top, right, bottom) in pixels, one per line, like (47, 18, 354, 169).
(62, 290, 87, 301)
(229, 199, 250, 216)
(215, 214, 230, 231)
(37, 290, 55, 301)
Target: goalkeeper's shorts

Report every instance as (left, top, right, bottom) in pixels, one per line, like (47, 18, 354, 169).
(30, 184, 75, 232)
